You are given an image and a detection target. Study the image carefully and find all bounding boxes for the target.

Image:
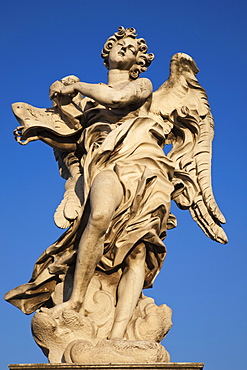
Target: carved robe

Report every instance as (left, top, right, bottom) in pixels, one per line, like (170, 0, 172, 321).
(6, 96, 176, 315)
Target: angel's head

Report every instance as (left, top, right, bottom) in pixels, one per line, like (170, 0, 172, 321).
(101, 26, 154, 79)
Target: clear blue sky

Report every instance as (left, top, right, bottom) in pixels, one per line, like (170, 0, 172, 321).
(1, 1, 246, 369)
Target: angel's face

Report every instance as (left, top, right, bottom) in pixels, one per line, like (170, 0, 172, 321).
(108, 37, 138, 70)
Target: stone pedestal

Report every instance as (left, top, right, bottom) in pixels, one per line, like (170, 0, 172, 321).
(8, 363, 204, 370)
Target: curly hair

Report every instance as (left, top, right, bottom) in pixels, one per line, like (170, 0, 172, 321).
(101, 26, 154, 79)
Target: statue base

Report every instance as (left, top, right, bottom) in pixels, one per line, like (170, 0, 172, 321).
(8, 363, 204, 370)
(31, 271, 172, 363)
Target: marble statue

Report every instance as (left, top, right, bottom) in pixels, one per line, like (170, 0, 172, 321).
(5, 27, 227, 364)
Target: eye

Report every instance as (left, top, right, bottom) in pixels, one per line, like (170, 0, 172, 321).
(128, 47, 136, 55)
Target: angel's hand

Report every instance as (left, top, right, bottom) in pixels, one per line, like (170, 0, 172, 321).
(49, 80, 76, 99)
(49, 83, 77, 99)
(49, 80, 64, 99)
(59, 85, 76, 95)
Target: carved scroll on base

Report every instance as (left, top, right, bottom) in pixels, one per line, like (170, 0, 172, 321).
(32, 271, 172, 363)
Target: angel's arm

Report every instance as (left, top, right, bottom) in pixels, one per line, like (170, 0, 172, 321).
(54, 78, 153, 108)
(38, 79, 153, 150)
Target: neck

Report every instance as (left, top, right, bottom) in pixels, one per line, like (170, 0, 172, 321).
(107, 69, 131, 86)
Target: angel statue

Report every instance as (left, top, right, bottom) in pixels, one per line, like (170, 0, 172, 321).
(5, 27, 227, 364)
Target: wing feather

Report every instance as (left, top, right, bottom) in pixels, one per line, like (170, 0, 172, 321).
(150, 53, 227, 243)
(53, 150, 84, 229)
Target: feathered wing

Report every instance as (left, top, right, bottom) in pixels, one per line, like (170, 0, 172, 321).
(12, 75, 86, 230)
(53, 149, 85, 229)
(150, 53, 228, 244)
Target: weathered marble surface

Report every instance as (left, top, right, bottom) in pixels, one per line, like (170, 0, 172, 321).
(8, 364, 204, 370)
(32, 271, 172, 363)
(6, 26, 226, 364)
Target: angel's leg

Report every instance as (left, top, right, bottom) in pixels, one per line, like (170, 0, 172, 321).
(108, 243, 146, 340)
(68, 169, 123, 311)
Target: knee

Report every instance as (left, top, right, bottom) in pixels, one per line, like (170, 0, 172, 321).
(89, 209, 111, 233)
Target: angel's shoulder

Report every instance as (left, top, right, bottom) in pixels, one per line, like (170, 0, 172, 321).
(133, 77, 153, 92)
